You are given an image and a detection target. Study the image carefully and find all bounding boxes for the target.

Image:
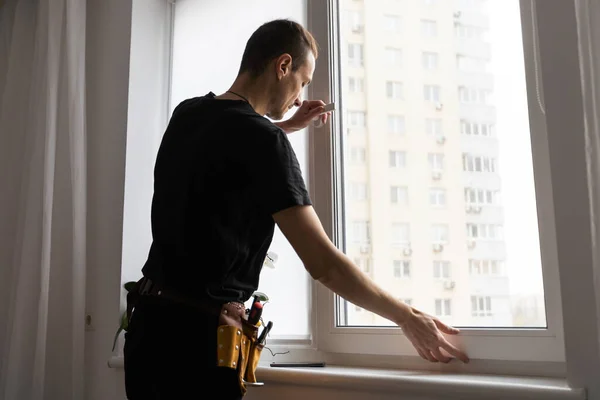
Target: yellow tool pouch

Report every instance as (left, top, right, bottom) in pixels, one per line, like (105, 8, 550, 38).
(216, 303, 264, 396)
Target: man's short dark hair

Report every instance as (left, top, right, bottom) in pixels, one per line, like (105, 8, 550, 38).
(238, 19, 319, 77)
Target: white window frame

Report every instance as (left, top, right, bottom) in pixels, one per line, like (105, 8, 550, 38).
(265, 0, 583, 375)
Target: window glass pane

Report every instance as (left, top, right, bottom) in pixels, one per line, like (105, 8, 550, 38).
(338, 0, 546, 328)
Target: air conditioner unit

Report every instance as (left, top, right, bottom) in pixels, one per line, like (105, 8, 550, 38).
(359, 245, 370, 254)
(453, 11, 462, 19)
(435, 102, 444, 111)
(436, 136, 446, 145)
(467, 240, 476, 249)
(466, 205, 473, 213)
(402, 246, 413, 256)
(443, 280, 456, 290)
(351, 25, 364, 34)
(432, 243, 444, 253)
(474, 206, 483, 214)
(432, 171, 442, 180)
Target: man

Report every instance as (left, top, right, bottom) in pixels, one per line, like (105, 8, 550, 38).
(124, 18, 469, 400)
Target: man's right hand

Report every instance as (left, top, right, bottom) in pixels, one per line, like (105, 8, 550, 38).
(399, 308, 470, 364)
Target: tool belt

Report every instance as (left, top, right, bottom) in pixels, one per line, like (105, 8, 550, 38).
(127, 277, 264, 395)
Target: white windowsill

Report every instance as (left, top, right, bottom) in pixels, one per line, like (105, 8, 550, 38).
(255, 364, 585, 400)
(108, 357, 585, 400)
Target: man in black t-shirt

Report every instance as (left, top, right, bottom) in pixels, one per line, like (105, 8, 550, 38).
(124, 18, 469, 400)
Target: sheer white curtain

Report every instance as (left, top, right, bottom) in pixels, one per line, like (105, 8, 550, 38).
(0, 1, 87, 399)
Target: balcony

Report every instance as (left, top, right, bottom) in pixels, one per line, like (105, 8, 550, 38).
(465, 205, 504, 223)
(469, 275, 510, 297)
(457, 71, 494, 90)
(455, 39, 491, 59)
(466, 240, 506, 259)
(459, 103, 496, 121)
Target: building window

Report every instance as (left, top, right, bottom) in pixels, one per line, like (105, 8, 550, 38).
(384, 15, 402, 33)
(389, 151, 407, 168)
(469, 259, 503, 276)
(455, 23, 488, 40)
(349, 182, 368, 201)
(424, 84, 441, 102)
(349, 147, 367, 164)
(463, 153, 497, 172)
(435, 299, 452, 317)
(471, 296, 493, 317)
(393, 260, 411, 278)
(348, 111, 366, 127)
(391, 223, 410, 246)
(421, 19, 438, 37)
(355, 257, 372, 274)
(388, 115, 406, 134)
(386, 81, 404, 99)
(351, 221, 371, 244)
(425, 118, 443, 137)
(348, 77, 364, 93)
(385, 47, 403, 67)
(428, 153, 445, 171)
(429, 188, 446, 207)
(431, 224, 449, 244)
(433, 261, 451, 279)
(390, 186, 408, 205)
(346, 10, 363, 33)
(422, 52, 439, 70)
(461, 120, 495, 136)
(458, 86, 491, 104)
(464, 188, 497, 206)
(348, 43, 364, 66)
(466, 224, 504, 240)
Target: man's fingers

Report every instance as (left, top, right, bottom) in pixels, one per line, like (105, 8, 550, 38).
(440, 340, 470, 363)
(416, 348, 429, 361)
(434, 319, 460, 335)
(305, 99, 326, 108)
(431, 348, 451, 363)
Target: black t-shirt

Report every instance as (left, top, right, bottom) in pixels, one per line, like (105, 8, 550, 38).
(141, 92, 312, 303)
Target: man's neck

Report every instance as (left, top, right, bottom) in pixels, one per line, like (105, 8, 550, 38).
(221, 73, 271, 116)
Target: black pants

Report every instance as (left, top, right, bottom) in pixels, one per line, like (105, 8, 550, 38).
(124, 296, 243, 399)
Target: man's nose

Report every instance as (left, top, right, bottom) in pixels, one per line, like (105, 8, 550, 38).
(294, 97, 303, 107)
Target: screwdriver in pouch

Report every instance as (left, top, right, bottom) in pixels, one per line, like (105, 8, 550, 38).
(248, 298, 263, 325)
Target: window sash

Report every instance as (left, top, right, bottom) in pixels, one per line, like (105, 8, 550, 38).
(306, 0, 564, 365)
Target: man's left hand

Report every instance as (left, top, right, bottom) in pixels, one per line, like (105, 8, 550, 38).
(277, 100, 331, 134)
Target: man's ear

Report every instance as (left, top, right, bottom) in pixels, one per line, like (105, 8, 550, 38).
(276, 53, 293, 80)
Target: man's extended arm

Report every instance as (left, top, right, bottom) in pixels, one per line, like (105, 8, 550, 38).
(273, 204, 470, 364)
